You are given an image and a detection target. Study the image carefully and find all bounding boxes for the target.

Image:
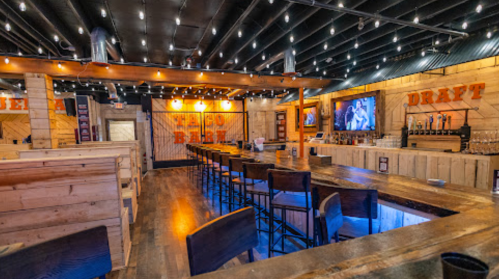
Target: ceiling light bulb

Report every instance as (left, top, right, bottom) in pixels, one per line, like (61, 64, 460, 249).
(38, 47, 43, 54)
(353, 61, 357, 66)
(413, 16, 419, 24)
(111, 37, 116, 44)
(421, 49, 425, 57)
(338, 2, 344, 8)
(344, 74, 347, 78)
(78, 27, 84, 34)
(144, 57, 147, 62)
(323, 70, 326, 75)
(266, 64, 269, 68)
(72, 84, 76, 88)
(316, 67, 319, 72)
(141, 39, 146, 46)
(238, 30, 242, 38)
(200, 72, 203, 76)
(269, 0, 274, 4)
(435, 39, 440, 45)
(487, 31, 492, 39)
(347, 69, 350, 73)
(462, 21, 468, 30)
(74, 54, 78, 59)
(285, 13, 289, 23)
(235, 58, 239, 64)
(120, 57, 124, 63)
(18, 51, 22, 56)
(19, 2, 26, 11)
(270, 70, 274, 75)
(244, 66, 247, 72)
(169, 44, 174, 51)
(476, 4, 483, 13)
(354, 42, 359, 49)
(139, 11, 144, 20)
(290, 35, 294, 43)
(250, 73, 253, 78)
(219, 51, 223, 58)
(292, 49, 296, 55)
(5, 23, 11, 32)
(375, 20, 380, 28)
(221, 72, 224, 75)
(169, 60, 172, 66)
(157, 70, 160, 75)
(397, 45, 402, 52)
(313, 60, 317, 65)
(206, 65, 210, 69)
(4, 57, 9, 64)
(347, 54, 351, 60)
(262, 53, 265, 60)
(393, 35, 398, 42)
(212, 27, 217, 35)
(324, 43, 328, 50)
(176, 17, 180, 25)
(376, 64, 380, 69)
(330, 27, 335, 35)
(252, 41, 257, 49)
(101, 9, 107, 18)
(54, 35, 59, 42)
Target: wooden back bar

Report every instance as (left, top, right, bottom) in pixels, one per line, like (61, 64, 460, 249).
(0, 155, 131, 270)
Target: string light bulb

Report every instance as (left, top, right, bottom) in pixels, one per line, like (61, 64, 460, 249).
(323, 43, 328, 50)
(393, 34, 398, 42)
(421, 49, 425, 57)
(397, 45, 402, 52)
(78, 27, 84, 34)
(142, 39, 146, 46)
(176, 17, 181, 25)
(487, 31, 492, 39)
(219, 51, 223, 58)
(169, 44, 174, 51)
(139, 11, 144, 20)
(101, 9, 107, 18)
(5, 22, 11, 32)
(74, 54, 78, 59)
(58, 62, 62, 68)
(19, 2, 26, 11)
(252, 41, 257, 49)
(284, 13, 289, 23)
(54, 35, 59, 42)
(347, 53, 351, 60)
(383, 57, 387, 62)
(476, 4, 483, 13)
(198, 49, 202, 56)
(4, 57, 9, 64)
(313, 60, 317, 65)
(338, 2, 344, 8)
(316, 67, 319, 72)
(375, 20, 380, 28)
(292, 49, 296, 55)
(330, 26, 335, 35)
(235, 57, 239, 64)
(413, 16, 419, 24)
(212, 27, 217, 35)
(38, 47, 43, 54)
(262, 53, 265, 60)
(353, 61, 357, 66)
(238, 30, 242, 38)
(376, 64, 380, 69)
(290, 34, 294, 43)
(462, 21, 468, 30)
(143, 57, 147, 62)
(111, 37, 116, 44)
(354, 41, 359, 49)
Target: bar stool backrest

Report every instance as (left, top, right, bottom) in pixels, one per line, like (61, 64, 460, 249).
(230, 157, 255, 173)
(212, 151, 228, 164)
(268, 169, 311, 193)
(312, 183, 377, 219)
(0, 226, 112, 279)
(186, 207, 258, 276)
(221, 153, 240, 167)
(319, 193, 344, 244)
(243, 163, 275, 181)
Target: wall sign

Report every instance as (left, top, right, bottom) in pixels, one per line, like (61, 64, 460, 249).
(0, 97, 67, 113)
(407, 83, 485, 106)
(173, 114, 227, 144)
(378, 157, 389, 174)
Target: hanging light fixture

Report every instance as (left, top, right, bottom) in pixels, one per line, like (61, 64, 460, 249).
(141, 39, 146, 46)
(462, 21, 468, 30)
(376, 64, 380, 69)
(316, 67, 319, 72)
(421, 49, 425, 57)
(252, 41, 257, 49)
(354, 39, 359, 49)
(353, 60, 357, 66)
(323, 42, 328, 50)
(262, 53, 266, 60)
(397, 45, 402, 52)
(330, 25, 335, 35)
(393, 33, 398, 43)
(235, 57, 239, 64)
(111, 37, 116, 44)
(374, 19, 380, 28)
(38, 46, 43, 54)
(74, 54, 78, 59)
(313, 59, 317, 65)
(219, 51, 223, 58)
(487, 31, 492, 39)
(54, 35, 59, 42)
(4, 57, 9, 64)
(347, 53, 351, 60)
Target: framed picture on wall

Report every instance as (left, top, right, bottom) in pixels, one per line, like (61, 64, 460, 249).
(295, 102, 319, 132)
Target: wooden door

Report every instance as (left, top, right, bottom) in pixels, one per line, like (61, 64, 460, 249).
(276, 111, 287, 141)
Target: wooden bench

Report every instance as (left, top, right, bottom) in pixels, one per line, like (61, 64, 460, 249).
(64, 141, 142, 196)
(0, 156, 131, 270)
(18, 147, 138, 224)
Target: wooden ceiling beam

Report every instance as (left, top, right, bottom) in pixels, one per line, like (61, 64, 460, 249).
(0, 57, 329, 89)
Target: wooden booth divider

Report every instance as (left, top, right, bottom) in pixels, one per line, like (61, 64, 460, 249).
(18, 146, 138, 224)
(0, 155, 131, 270)
(0, 144, 32, 160)
(63, 141, 142, 197)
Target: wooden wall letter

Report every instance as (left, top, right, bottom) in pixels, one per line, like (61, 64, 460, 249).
(407, 93, 420, 106)
(469, 83, 485, 99)
(0, 97, 6, 110)
(189, 131, 201, 143)
(205, 131, 214, 142)
(174, 131, 185, 144)
(436, 88, 451, 103)
(452, 85, 467, 101)
(215, 114, 225, 126)
(420, 90, 434, 105)
(9, 98, 23, 110)
(216, 130, 226, 142)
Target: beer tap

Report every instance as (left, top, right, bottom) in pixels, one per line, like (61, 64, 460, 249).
(408, 116, 413, 135)
(447, 115, 452, 135)
(413, 118, 417, 134)
(429, 115, 434, 134)
(436, 114, 442, 135)
(442, 114, 447, 131)
(424, 119, 428, 135)
(417, 121, 422, 135)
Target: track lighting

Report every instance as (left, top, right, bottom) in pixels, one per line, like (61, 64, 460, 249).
(101, 9, 107, 18)
(19, 2, 26, 11)
(139, 11, 144, 20)
(176, 17, 180, 25)
(78, 27, 84, 34)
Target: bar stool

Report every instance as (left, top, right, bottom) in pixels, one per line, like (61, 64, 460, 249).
(228, 157, 255, 212)
(209, 151, 229, 207)
(268, 169, 312, 257)
(242, 162, 275, 233)
(218, 153, 241, 215)
(318, 193, 343, 245)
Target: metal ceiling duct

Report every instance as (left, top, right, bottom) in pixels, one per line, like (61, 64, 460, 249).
(90, 27, 120, 99)
(283, 47, 296, 76)
(0, 79, 23, 98)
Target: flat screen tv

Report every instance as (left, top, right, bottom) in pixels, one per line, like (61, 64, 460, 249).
(334, 96, 376, 131)
(296, 105, 318, 129)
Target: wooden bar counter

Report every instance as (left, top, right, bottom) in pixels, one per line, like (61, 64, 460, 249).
(192, 144, 499, 279)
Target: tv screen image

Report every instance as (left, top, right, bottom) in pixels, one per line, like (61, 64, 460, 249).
(334, 96, 376, 131)
(297, 106, 317, 128)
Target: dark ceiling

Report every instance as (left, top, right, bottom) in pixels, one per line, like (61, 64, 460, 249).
(0, 0, 498, 100)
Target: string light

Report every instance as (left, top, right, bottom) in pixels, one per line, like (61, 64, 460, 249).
(169, 44, 174, 51)
(462, 21, 468, 30)
(262, 53, 266, 60)
(290, 34, 294, 43)
(284, 13, 289, 23)
(101, 9, 107, 18)
(176, 17, 181, 25)
(330, 26, 335, 35)
(347, 53, 351, 60)
(5, 22, 11, 32)
(323, 43, 328, 50)
(4, 57, 9, 64)
(74, 54, 78, 59)
(238, 30, 242, 38)
(413, 16, 419, 24)
(198, 50, 202, 56)
(397, 45, 402, 52)
(374, 20, 380, 28)
(313, 60, 317, 65)
(139, 11, 144, 20)
(476, 4, 483, 13)
(212, 27, 217, 35)
(78, 27, 84, 34)
(54, 35, 59, 42)
(219, 51, 223, 58)
(38, 47, 43, 54)
(487, 31, 492, 39)
(421, 49, 425, 57)
(19, 2, 26, 11)
(111, 37, 116, 44)
(142, 39, 146, 46)
(252, 41, 257, 49)
(235, 58, 239, 64)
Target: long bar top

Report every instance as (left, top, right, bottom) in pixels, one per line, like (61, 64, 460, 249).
(192, 144, 499, 279)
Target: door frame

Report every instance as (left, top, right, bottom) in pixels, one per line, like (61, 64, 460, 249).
(106, 119, 138, 141)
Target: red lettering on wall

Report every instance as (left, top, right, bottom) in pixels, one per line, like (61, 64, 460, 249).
(174, 131, 185, 144)
(420, 90, 434, 105)
(469, 83, 485, 99)
(189, 131, 201, 143)
(174, 115, 184, 126)
(436, 88, 451, 103)
(453, 85, 467, 101)
(23, 98, 29, 110)
(205, 115, 213, 126)
(0, 97, 6, 110)
(216, 130, 226, 143)
(54, 99, 65, 110)
(407, 93, 419, 106)
(9, 98, 23, 110)
(205, 131, 214, 142)
(215, 114, 225, 126)
(188, 115, 199, 126)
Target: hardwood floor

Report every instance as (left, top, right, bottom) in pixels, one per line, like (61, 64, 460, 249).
(107, 167, 301, 279)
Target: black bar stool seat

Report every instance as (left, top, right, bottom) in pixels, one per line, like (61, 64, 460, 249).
(232, 177, 255, 186)
(271, 192, 312, 211)
(245, 181, 269, 194)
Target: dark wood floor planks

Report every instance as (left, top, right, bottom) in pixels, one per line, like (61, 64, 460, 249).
(108, 167, 300, 279)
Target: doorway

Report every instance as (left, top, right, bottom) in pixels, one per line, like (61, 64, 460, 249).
(276, 111, 287, 141)
(107, 120, 137, 141)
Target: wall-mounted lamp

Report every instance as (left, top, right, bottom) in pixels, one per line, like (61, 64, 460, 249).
(222, 100, 231, 110)
(172, 99, 182, 110)
(195, 101, 206, 112)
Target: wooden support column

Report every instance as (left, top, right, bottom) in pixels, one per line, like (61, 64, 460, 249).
(25, 73, 58, 149)
(299, 87, 304, 158)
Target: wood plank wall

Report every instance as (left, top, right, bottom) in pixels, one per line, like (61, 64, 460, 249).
(0, 156, 130, 270)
